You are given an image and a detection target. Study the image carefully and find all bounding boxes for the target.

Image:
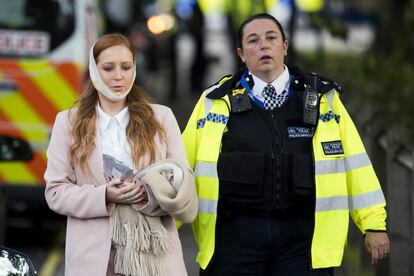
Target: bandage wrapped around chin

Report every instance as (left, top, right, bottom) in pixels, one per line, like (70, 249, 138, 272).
(88, 43, 136, 102)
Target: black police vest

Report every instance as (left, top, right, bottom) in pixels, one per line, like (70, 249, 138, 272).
(217, 87, 315, 217)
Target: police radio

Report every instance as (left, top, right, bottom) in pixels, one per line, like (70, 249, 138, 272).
(303, 73, 319, 126)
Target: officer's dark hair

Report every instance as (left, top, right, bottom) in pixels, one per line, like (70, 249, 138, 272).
(237, 13, 286, 49)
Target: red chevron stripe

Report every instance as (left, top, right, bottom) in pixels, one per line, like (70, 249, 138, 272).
(0, 60, 58, 124)
(0, 110, 21, 137)
(52, 62, 83, 94)
(27, 151, 47, 185)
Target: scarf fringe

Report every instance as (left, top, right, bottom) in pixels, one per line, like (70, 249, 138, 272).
(111, 206, 126, 246)
(112, 205, 170, 276)
(145, 216, 172, 256)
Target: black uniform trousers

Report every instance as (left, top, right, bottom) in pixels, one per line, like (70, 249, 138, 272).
(200, 214, 335, 276)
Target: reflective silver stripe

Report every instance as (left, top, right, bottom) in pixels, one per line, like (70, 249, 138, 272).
(316, 195, 349, 211)
(195, 162, 218, 178)
(315, 153, 372, 175)
(344, 153, 371, 171)
(315, 189, 385, 212)
(203, 83, 221, 114)
(325, 90, 334, 111)
(315, 158, 345, 175)
(204, 97, 213, 116)
(349, 189, 385, 210)
(198, 198, 218, 214)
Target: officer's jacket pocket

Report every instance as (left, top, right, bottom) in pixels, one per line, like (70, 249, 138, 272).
(290, 153, 314, 198)
(217, 151, 264, 202)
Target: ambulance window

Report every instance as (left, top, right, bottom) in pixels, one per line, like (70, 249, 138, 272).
(0, 0, 75, 55)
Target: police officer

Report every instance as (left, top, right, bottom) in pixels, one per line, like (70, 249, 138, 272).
(182, 13, 389, 275)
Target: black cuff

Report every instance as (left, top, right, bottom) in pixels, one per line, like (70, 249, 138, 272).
(363, 229, 387, 237)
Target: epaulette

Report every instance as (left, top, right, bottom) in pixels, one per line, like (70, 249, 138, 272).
(316, 74, 344, 94)
(288, 65, 343, 95)
(198, 74, 230, 98)
(206, 70, 246, 99)
(213, 74, 232, 86)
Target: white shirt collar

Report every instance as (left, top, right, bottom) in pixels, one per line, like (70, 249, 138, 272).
(250, 65, 290, 100)
(96, 104, 129, 131)
(97, 103, 133, 170)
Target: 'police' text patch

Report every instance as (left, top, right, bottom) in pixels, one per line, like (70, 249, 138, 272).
(321, 140, 344, 155)
(287, 127, 314, 138)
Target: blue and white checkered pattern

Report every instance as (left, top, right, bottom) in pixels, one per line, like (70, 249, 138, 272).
(262, 84, 288, 110)
(320, 111, 340, 123)
(206, 113, 228, 124)
(197, 118, 206, 129)
(197, 113, 229, 129)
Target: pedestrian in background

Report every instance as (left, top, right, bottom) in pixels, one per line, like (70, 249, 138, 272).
(183, 13, 389, 275)
(44, 33, 197, 276)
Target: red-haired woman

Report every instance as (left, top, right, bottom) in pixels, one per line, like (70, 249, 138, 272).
(45, 33, 197, 276)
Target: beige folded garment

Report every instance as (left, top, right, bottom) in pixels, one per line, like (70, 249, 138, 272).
(112, 160, 197, 276)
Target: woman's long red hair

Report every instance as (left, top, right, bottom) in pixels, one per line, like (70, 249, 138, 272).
(69, 33, 165, 172)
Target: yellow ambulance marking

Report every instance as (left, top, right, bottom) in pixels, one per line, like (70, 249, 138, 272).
(0, 91, 44, 184)
(0, 90, 48, 143)
(0, 162, 37, 184)
(20, 60, 77, 111)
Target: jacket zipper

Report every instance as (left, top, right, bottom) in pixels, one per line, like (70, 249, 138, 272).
(270, 110, 282, 209)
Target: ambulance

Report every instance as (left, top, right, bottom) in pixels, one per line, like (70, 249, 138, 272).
(0, 0, 100, 226)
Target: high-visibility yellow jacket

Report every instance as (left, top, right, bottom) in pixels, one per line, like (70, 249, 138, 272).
(182, 74, 387, 269)
(296, 0, 324, 12)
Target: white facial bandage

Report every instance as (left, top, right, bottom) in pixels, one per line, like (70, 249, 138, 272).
(89, 43, 136, 102)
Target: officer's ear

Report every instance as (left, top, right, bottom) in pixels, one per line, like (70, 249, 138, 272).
(237, 48, 245, 63)
(283, 40, 289, 56)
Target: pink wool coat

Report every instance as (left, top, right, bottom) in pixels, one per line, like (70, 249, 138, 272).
(44, 104, 193, 276)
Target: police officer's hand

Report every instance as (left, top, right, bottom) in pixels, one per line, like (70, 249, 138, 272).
(106, 177, 144, 204)
(364, 232, 390, 265)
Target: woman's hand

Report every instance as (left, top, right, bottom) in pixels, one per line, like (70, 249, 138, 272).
(134, 182, 148, 204)
(106, 178, 148, 204)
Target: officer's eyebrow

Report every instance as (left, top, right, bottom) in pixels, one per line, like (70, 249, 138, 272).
(246, 30, 278, 40)
(265, 30, 278, 36)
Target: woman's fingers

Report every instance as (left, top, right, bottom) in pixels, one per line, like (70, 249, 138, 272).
(107, 179, 149, 204)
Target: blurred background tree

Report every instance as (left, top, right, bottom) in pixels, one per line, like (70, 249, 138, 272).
(296, 0, 414, 149)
